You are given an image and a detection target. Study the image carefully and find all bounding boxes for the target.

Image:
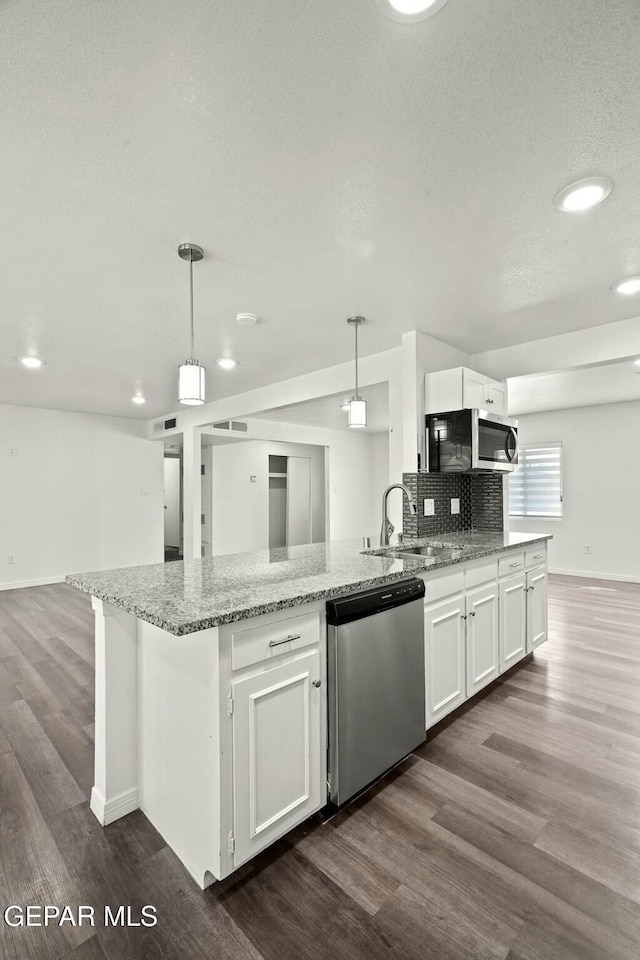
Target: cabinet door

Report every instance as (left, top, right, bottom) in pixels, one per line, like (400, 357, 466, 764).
(466, 582, 499, 696)
(425, 595, 466, 728)
(526, 568, 548, 651)
(485, 381, 507, 416)
(499, 576, 527, 673)
(232, 649, 323, 867)
(462, 369, 490, 410)
(425, 368, 464, 414)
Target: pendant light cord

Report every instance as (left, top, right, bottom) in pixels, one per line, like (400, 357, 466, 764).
(354, 320, 359, 396)
(189, 255, 195, 360)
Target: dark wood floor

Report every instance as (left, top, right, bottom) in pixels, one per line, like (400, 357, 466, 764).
(1, 576, 640, 959)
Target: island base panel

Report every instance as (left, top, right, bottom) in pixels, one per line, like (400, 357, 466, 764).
(91, 597, 139, 825)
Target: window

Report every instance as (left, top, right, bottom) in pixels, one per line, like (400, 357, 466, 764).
(509, 443, 563, 518)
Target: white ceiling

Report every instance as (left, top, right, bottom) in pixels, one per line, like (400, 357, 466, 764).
(3, 0, 640, 419)
(253, 382, 390, 433)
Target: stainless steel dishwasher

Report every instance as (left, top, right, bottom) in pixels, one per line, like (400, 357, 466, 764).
(326, 578, 426, 807)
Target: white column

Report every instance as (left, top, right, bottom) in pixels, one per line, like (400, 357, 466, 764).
(502, 475, 511, 532)
(90, 597, 139, 826)
(182, 425, 202, 560)
(401, 331, 420, 474)
(387, 359, 405, 537)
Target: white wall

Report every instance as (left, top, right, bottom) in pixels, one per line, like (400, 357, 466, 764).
(369, 431, 390, 537)
(511, 401, 640, 581)
(210, 439, 325, 556)
(0, 404, 164, 588)
(208, 426, 385, 555)
(327, 430, 384, 544)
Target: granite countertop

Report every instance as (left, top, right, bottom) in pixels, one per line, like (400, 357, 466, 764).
(65, 530, 551, 636)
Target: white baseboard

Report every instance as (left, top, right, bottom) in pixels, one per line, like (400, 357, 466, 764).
(548, 567, 640, 584)
(90, 786, 139, 826)
(0, 575, 65, 591)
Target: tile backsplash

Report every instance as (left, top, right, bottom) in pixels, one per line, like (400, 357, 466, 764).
(402, 472, 504, 537)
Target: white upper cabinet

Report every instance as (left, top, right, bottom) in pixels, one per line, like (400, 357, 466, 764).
(425, 366, 508, 417)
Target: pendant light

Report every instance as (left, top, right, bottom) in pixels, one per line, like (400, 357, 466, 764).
(346, 316, 367, 428)
(177, 242, 206, 405)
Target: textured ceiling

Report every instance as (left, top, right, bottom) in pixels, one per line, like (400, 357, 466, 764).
(2, 0, 640, 418)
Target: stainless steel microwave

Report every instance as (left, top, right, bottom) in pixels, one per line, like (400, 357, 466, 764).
(426, 409, 519, 473)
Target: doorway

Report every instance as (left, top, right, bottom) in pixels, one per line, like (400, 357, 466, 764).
(203, 438, 325, 556)
(163, 455, 182, 561)
(268, 455, 312, 548)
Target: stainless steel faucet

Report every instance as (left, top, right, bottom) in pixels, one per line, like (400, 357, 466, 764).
(380, 484, 418, 547)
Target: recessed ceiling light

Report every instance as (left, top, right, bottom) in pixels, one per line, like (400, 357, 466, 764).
(19, 356, 43, 368)
(235, 313, 258, 326)
(132, 395, 147, 405)
(633, 358, 640, 367)
(611, 276, 640, 295)
(375, 0, 449, 22)
(554, 176, 613, 212)
(217, 358, 236, 370)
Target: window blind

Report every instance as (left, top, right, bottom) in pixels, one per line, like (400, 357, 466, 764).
(509, 443, 563, 518)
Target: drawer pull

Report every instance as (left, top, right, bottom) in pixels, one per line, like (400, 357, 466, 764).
(510, 561, 521, 567)
(533, 554, 544, 561)
(269, 633, 301, 648)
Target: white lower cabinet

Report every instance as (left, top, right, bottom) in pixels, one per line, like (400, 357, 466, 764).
(423, 549, 548, 729)
(526, 567, 548, 651)
(466, 582, 499, 696)
(425, 594, 466, 728)
(231, 647, 323, 867)
(499, 575, 527, 672)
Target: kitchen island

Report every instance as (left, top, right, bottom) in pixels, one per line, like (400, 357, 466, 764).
(67, 530, 551, 887)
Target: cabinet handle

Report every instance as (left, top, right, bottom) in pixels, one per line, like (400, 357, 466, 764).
(461, 614, 468, 620)
(530, 585, 535, 592)
(312, 680, 321, 688)
(269, 633, 301, 648)
(486, 398, 494, 404)
(468, 611, 476, 617)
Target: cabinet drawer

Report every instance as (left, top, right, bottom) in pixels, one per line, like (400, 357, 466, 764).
(231, 611, 320, 671)
(525, 545, 547, 569)
(422, 569, 465, 604)
(498, 552, 524, 578)
(465, 560, 498, 588)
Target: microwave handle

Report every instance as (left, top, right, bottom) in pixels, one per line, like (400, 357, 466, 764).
(505, 427, 518, 463)
(427, 420, 441, 472)
(433, 426, 441, 472)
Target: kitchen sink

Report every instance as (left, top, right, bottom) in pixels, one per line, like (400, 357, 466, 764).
(377, 545, 455, 561)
